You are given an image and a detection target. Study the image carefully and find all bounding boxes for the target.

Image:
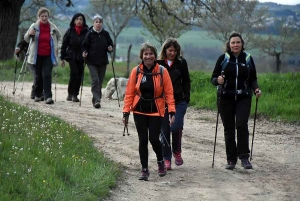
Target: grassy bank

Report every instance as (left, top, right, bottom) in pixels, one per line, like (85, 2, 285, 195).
(190, 71, 300, 123)
(0, 95, 119, 200)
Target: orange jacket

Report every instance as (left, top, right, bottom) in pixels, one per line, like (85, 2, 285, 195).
(123, 63, 176, 117)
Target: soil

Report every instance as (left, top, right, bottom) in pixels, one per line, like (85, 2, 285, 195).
(1, 81, 300, 201)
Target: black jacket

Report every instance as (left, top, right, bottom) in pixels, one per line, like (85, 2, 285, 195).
(60, 13, 89, 61)
(211, 51, 259, 97)
(82, 27, 113, 66)
(16, 39, 29, 53)
(157, 58, 191, 104)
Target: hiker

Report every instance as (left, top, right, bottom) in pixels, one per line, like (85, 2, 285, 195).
(82, 14, 113, 109)
(15, 39, 43, 100)
(157, 38, 191, 170)
(24, 7, 62, 104)
(211, 32, 262, 170)
(61, 13, 89, 102)
(122, 42, 176, 181)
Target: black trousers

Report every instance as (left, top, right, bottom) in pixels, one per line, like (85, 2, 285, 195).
(68, 60, 84, 96)
(34, 55, 53, 99)
(219, 96, 252, 163)
(133, 113, 163, 169)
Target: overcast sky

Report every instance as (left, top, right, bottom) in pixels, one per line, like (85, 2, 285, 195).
(259, 0, 300, 5)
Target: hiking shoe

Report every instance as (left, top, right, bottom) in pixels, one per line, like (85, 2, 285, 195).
(225, 161, 236, 170)
(41, 96, 45, 101)
(157, 161, 167, 177)
(241, 158, 253, 169)
(164, 159, 172, 170)
(34, 97, 42, 102)
(45, 98, 54, 104)
(72, 96, 79, 102)
(30, 89, 35, 99)
(66, 94, 72, 101)
(173, 152, 183, 166)
(138, 168, 149, 181)
(94, 102, 101, 109)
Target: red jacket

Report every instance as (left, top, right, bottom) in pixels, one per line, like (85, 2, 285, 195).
(123, 63, 176, 117)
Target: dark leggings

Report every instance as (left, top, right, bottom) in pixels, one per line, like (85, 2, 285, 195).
(133, 113, 163, 169)
(68, 60, 84, 96)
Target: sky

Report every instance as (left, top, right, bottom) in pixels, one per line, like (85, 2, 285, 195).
(259, 0, 300, 5)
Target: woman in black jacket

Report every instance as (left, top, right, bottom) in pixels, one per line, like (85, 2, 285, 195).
(61, 13, 89, 102)
(82, 14, 113, 108)
(211, 32, 262, 170)
(157, 38, 191, 170)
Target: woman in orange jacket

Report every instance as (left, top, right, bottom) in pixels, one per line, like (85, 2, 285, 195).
(123, 42, 176, 181)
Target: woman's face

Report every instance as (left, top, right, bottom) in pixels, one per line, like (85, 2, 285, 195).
(93, 19, 103, 31)
(229, 36, 242, 55)
(74, 16, 83, 26)
(39, 12, 49, 24)
(142, 48, 156, 68)
(166, 45, 177, 61)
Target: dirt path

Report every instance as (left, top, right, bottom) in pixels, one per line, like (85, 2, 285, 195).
(1, 81, 300, 201)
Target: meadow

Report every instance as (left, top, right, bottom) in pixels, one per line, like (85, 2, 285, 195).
(0, 95, 119, 200)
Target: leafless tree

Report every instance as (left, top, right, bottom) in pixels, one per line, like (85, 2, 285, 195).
(252, 21, 300, 73)
(138, 0, 191, 45)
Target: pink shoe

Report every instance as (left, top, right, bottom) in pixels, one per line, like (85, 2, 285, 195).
(164, 159, 172, 170)
(157, 161, 167, 177)
(173, 152, 183, 166)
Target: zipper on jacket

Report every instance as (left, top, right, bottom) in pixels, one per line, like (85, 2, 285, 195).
(235, 57, 238, 101)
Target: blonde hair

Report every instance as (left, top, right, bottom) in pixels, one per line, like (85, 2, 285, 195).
(37, 7, 50, 19)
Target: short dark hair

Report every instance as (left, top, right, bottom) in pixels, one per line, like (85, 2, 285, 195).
(225, 31, 245, 53)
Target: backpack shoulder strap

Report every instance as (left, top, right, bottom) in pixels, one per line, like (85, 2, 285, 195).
(135, 65, 140, 84)
(159, 65, 164, 87)
(221, 52, 230, 72)
(245, 52, 251, 68)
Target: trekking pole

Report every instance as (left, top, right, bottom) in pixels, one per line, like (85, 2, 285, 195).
(123, 124, 129, 136)
(212, 105, 220, 169)
(13, 59, 18, 95)
(110, 53, 120, 107)
(212, 72, 224, 169)
(160, 129, 171, 147)
(13, 36, 33, 95)
(250, 98, 258, 161)
(79, 59, 86, 107)
(54, 66, 57, 102)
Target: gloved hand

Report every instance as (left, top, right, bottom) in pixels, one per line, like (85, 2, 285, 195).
(123, 112, 129, 125)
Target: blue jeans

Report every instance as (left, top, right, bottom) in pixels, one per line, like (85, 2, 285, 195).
(161, 101, 188, 161)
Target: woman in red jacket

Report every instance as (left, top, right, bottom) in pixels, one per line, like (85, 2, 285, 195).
(123, 42, 176, 181)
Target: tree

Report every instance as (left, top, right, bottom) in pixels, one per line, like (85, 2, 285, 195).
(0, 0, 73, 61)
(138, 0, 191, 45)
(252, 22, 300, 73)
(200, 0, 269, 45)
(89, 0, 137, 61)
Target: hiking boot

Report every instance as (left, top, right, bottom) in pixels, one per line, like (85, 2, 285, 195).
(225, 161, 236, 170)
(94, 102, 101, 109)
(241, 158, 253, 169)
(138, 168, 149, 181)
(34, 97, 42, 102)
(41, 96, 45, 101)
(173, 152, 183, 166)
(45, 98, 54, 104)
(157, 161, 167, 177)
(72, 96, 79, 102)
(66, 94, 72, 101)
(164, 159, 172, 170)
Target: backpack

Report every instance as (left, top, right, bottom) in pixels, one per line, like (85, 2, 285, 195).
(220, 51, 252, 72)
(136, 65, 164, 87)
(218, 52, 252, 96)
(135, 65, 165, 100)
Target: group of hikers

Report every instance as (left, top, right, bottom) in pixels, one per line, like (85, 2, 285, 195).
(15, 7, 262, 181)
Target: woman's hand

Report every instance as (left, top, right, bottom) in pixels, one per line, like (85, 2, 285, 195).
(61, 60, 65, 67)
(217, 75, 224, 85)
(169, 114, 175, 126)
(255, 88, 262, 98)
